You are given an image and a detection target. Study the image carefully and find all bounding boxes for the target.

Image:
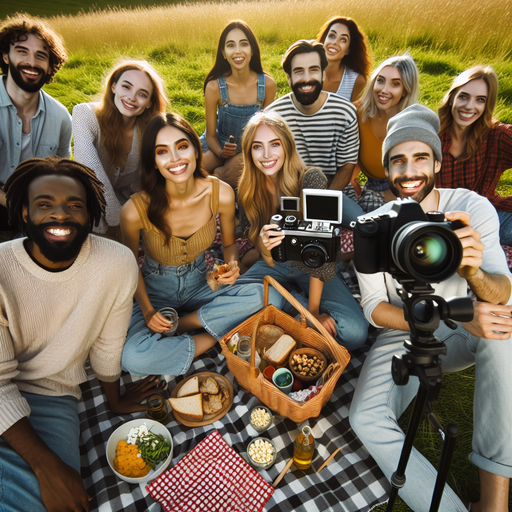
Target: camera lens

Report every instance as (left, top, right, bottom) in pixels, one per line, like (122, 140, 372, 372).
(391, 222, 462, 282)
(301, 242, 328, 268)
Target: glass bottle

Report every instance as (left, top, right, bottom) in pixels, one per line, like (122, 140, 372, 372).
(293, 425, 315, 470)
(146, 393, 169, 424)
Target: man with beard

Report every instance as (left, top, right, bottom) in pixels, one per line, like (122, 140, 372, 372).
(0, 156, 163, 512)
(350, 105, 512, 512)
(266, 39, 363, 226)
(0, 15, 71, 240)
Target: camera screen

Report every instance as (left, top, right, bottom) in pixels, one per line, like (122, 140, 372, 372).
(281, 197, 300, 211)
(304, 191, 342, 223)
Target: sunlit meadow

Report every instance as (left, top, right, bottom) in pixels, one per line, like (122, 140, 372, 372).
(3, 1, 512, 509)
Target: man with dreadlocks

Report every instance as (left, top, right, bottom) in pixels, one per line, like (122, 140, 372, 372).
(0, 15, 72, 241)
(0, 156, 163, 512)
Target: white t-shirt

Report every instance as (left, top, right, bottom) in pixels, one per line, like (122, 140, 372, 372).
(20, 131, 33, 162)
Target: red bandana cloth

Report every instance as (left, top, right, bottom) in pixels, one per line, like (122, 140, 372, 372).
(146, 430, 274, 512)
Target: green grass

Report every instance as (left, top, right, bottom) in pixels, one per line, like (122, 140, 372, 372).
(4, 2, 512, 509)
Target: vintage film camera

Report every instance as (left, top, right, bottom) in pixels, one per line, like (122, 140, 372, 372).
(270, 189, 343, 269)
(353, 198, 463, 283)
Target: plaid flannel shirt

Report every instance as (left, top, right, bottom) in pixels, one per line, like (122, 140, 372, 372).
(436, 123, 512, 212)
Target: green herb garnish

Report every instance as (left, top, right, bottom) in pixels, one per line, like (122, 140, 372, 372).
(135, 430, 171, 469)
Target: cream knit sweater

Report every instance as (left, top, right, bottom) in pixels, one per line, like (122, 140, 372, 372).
(0, 235, 138, 435)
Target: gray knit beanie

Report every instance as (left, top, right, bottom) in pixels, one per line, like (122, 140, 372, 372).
(382, 104, 442, 168)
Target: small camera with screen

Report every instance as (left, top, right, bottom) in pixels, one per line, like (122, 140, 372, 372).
(269, 189, 342, 268)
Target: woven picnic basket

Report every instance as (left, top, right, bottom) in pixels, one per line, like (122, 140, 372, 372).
(219, 276, 350, 423)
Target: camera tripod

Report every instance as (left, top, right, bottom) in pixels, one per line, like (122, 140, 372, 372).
(386, 280, 473, 512)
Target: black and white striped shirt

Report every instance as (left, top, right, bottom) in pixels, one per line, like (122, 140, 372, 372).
(266, 92, 359, 176)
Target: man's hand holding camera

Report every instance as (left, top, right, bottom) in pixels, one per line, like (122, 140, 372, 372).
(445, 211, 484, 280)
(448, 211, 512, 339)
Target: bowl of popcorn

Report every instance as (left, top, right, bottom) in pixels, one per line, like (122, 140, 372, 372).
(288, 348, 328, 383)
(247, 437, 276, 470)
(249, 405, 272, 433)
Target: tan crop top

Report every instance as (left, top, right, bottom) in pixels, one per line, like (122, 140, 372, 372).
(131, 176, 219, 266)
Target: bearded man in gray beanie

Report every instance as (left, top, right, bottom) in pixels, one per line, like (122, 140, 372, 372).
(350, 104, 512, 512)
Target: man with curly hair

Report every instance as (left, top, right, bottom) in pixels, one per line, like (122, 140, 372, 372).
(0, 15, 72, 239)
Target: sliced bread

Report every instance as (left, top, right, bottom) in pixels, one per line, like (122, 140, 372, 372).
(168, 394, 203, 421)
(203, 393, 224, 415)
(264, 334, 297, 367)
(177, 376, 199, 398)
(199, 377, 219, 395)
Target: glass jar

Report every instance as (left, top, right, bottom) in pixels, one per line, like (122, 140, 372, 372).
(237, 335, 252, 362)
(146, 393, 169, 424)
(157, 307, 179, 337)
(293, 425, 315, 470)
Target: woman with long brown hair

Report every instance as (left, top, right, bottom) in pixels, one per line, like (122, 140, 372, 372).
(316, 16, 372, 102)
(119, 112, 269, 376)
(200, 20, 276, 187)
(436, 65, 512, 245)
(73, 60, 169, 238)
(237, 111, 368, 350)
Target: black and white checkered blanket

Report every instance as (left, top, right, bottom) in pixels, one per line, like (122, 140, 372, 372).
(78, 347, 389, 512)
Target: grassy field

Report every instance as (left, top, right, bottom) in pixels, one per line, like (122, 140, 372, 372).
(3, 1, 512, 510)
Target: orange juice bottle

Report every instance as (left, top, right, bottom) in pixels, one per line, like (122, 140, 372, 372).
(293, 426, 315, 469)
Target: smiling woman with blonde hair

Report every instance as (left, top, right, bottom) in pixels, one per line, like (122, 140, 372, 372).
(436, 65, 512, 245)
(73, 60, 169, 238)
(348, 53, 419, 212)
(236, 111, 368, 350)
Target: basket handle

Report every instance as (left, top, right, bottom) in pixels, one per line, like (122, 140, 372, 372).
(263, 275, 337, 348)
(249, 315, 261, 376)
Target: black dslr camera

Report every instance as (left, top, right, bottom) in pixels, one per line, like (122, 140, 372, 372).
(270, 189, 342, 269)
(353, 199, 463, 283)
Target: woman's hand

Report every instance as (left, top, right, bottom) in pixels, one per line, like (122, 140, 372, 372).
(260, 224, 284, 252)
(220, 136, 237, 159)
(312, 312, 337, 338)
(144, 309, 173, 333)
(216, 261, 240, 285)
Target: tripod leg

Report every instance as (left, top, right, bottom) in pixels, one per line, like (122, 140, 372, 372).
(430, 424, 459, 512)
(386, 385, 429, 511)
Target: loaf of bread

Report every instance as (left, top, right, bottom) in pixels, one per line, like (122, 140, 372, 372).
(177, 376, 199, 398)
(264, 334, 297, 367)
(168, 394, 203, 421)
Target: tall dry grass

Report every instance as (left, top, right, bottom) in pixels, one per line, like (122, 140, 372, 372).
(47, 0, 511, 58)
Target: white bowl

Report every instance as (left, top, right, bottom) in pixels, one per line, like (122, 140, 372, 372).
(106, 419, 173, 484)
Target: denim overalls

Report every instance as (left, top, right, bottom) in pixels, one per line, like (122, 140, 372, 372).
(200, 73, 266, 154)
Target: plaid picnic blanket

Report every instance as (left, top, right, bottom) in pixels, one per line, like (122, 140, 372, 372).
(78, 267, 390, 512)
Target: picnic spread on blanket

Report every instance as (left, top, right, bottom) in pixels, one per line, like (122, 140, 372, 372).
(78, 274, 390, 512)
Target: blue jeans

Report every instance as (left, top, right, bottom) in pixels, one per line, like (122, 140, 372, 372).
(237, 259, 368, 351)
(0, 393, 79, 512)
(349, 323, 512, 511)
(497, 210, 512, 246)
(122, 253, 281, 376)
